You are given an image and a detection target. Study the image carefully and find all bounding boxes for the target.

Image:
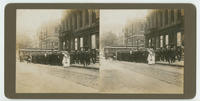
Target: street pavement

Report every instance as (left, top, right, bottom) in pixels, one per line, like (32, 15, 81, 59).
(16, 62, 99, 93)
(99, 59, 184, 94)
(16, 59, 183, 94)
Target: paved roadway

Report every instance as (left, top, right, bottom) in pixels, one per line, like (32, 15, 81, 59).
(16, 62, 99, 93)
(16, 59, 183, 94)
(99, 59, 184, 94)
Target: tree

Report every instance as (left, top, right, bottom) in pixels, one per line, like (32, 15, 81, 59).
(101, 31, 123, 49)
(16, 34, 34, 50)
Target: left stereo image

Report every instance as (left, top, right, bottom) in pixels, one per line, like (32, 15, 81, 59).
(16, 9, 100, 93)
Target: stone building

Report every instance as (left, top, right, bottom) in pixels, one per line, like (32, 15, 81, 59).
(38, 23, 59, 50)
(58, 9, 99, 51)
(123, 19, 146, 48)
(145, 9, 184, 49)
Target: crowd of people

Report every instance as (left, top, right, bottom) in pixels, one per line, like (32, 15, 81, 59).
(20, 52, 64, 66)
(19, 46, 183, 66)
(155, 46, 184, 64)
(70, 49, 98, 67)
(110, 46, 184, 64)
(19, 49, 99, 67)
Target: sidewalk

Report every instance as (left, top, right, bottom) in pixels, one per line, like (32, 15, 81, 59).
(70, 63, 100, 70)
(156, 60, 184, 67)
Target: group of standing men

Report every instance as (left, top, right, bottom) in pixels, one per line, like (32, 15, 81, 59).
(155, 46, 184, 64)
(70, 49, 98, 67)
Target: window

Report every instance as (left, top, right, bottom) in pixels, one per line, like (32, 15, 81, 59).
(71, 39, 74, 49)
(80, 37, 83, 48)
(152, 37, 155, 47)
(91, 34, 96, 49)
(156, 36, 159, 48)
(75, 38, 78, 50)
(63, 42, 65, 50)
(165, 35, 169, 47)
(160, 35, 163, 48)
(149, 39, 151, 47)
(177, 32, 182, 46)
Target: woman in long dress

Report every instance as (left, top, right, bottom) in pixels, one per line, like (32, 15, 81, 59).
(147, 48, 155, 65)
(62, 51, 70, 67)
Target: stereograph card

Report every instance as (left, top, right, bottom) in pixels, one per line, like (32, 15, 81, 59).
(4, 3, 196, 99)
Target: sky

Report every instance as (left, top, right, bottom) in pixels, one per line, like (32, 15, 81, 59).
(16, 9, 151, 46)
(17, 9, 150, 38)
(100, 9, 151, 36)
(16, 9, 65, 39)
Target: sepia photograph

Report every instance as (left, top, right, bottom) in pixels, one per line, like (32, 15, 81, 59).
(16, 9, 100, 93)
(99, 9, 184, 94)
(16, 8, 184, 94)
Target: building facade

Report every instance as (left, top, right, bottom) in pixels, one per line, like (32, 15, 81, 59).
(123, 19, 146, 48)
(38, 23, 59, 50)
(58, 9, 99, 52)
(145, 9, 184, 49)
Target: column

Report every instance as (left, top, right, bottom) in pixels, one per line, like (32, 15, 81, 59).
(162, 9, 165, 27)
(85, 10, 89, 26)
(74, 13, 77, 29)
(157, 10, 161, 27)
(77, 11, 81, 30)
(95, 10, 99, 19)
(72, 14, 75, 30)
(82, 10, 86, 27)
(151, 13, 153, 28)
(160, 10, 163, 27)
(155, 10, 158, 28)
(88, 9, 93, 26)
(152, 12, 154, 28)
(80, 11, 82, 28)
(168, 9, 171, 25)
(164, 9, 168, 26)
(174, 9, 178, 23)
(154, 11, 157, 28)
(88, 34, 91, 49)
(96, 33, 99, 49)
(68, 16, 71, 30)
